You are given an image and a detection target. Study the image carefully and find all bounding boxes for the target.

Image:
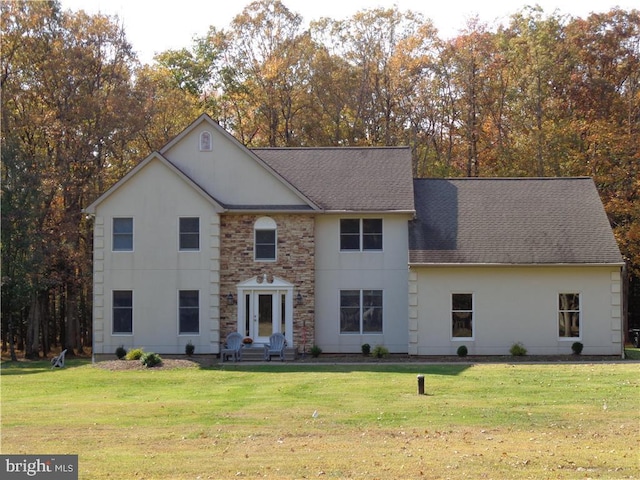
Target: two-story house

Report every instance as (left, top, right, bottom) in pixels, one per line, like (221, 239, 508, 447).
(85, 114, 624, 360)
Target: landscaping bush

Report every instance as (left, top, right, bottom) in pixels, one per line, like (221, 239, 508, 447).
(372, 345, 389, 358)
(509, 342, 527, 356)
(140, 352, 162, 368)
(185, 341, 195, 356)
(125, 348, 145, 360)
(310, 345, 322, 358)
(456, 345, 468, 357)
(361, 343, 371, 356)
(571, 341, 584, 355)
(115, 346, 127, 360)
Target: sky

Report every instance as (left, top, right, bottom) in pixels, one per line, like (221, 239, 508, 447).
(60, 0, 637, 64)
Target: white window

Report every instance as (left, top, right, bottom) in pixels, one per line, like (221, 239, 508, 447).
(113, 218, 133, 251)
(113, 290, 133, 334)
(452, 293, 473, 339)
(199, 131, 212, 151)
(254, 217, 277, 261)
(340, 219, 382, 251)
(340, 290, 383, 334)
(558, 293, 580, 338)
(179, 217, 200, 251)
(179, 290, 199, 334)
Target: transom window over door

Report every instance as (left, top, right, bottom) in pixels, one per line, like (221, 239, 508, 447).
(340, 219, 382, 251)
(254, 217, 277, 261)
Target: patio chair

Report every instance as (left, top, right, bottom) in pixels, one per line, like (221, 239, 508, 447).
(221, 332, 243, 363)
(264, 332, 286, 361)
(51, 349, 67, 369)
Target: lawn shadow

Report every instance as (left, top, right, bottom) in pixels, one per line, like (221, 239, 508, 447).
(208, 363, 473, 376)
(0, 358, 91, 375)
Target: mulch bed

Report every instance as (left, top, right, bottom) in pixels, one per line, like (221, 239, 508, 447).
(94, 358, 200, 371)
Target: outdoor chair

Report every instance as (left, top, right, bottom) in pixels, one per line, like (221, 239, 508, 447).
(264, 332, 286, 361)
(221, 332, 243, 363)
(51, 349, 67, 369)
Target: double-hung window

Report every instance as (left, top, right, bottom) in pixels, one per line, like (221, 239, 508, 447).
(340, 289, 383, 334)
(254, 217, 277, 261)
(113, 218, 133, 251)
(113, 290, 133, 334)
(558, 293, 580, 338)
(179, 290, 199, 334)
(452, 293, 473, 339)
(179, 217, 200, 251)
(340, 219, 382, 251)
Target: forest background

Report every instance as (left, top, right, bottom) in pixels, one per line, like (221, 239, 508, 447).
(1, 0, 638, 359)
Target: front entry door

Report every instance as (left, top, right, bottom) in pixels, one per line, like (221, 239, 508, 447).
(248, 291, 286, 344)
(236, 275, 294, 346)
(256, 293, 275, 342)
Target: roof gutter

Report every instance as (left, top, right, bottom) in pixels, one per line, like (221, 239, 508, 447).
(409, 262, 626, 268)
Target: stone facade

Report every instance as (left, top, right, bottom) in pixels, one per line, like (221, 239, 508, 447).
(219, 214, 315, 351)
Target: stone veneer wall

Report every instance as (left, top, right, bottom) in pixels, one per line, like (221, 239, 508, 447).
(219, 214, 315, 351)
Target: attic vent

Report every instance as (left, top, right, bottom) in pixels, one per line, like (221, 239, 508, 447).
(199, 131, 212, 151)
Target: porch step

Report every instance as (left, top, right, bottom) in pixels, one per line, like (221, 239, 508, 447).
(237, 346, 297, 362)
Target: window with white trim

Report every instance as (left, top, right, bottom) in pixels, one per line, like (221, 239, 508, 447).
(113, 218, 133, 251)
(340, 219, 382, 251)
(254, 217, 277, 261)
(179, 217, 200, 251)
(340, 289, 383, 334)
(558, 293, 580, 338)
(179, 290, 199, 334)
(113, 290, 133, 334)
(199, 131, 212, 151)
(452, 293, 473, 339)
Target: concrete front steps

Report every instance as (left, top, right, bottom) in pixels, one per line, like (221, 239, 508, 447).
(234, 345, 297, 362)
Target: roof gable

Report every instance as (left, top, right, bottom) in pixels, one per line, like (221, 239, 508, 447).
(84, 152, 224, 214)
(160, 115, 319, 210)
(253, 147, 415, 212)
(409, 177, 623, 265)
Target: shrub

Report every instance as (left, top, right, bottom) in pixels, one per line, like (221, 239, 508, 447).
(361, 343, 371, 355)
(125, 348, 145, 360)
(571, 341, 584, 355)
(115, 346, 127, 360)
(372, 345, 389, 358)
(310, 345, 322, 358)
(140, 352, 162, 368)
(185, 341, 195, 356)
(456, 345, 468, 357)
(510, 342, 527, 356)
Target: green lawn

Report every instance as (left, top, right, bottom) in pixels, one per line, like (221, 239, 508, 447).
(1, 358, 638, 479)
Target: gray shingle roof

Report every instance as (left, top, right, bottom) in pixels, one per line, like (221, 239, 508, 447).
(252, 147, 415, 212)
(409, 177, 623, 265)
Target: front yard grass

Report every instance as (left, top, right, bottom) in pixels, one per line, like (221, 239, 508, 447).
(1, 358, 638, 479)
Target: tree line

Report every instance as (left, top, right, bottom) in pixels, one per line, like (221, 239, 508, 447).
(2, 0, 638, 359)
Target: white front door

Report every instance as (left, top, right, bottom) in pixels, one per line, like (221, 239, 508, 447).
(236, 276, 294, 346)
(250, 291, 284, 343)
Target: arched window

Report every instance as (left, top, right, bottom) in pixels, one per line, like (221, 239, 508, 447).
(254, 217, 277, 261)
(199, 131, 212, 151)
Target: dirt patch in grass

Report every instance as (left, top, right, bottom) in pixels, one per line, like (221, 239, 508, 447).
(94, 358, 200, 371)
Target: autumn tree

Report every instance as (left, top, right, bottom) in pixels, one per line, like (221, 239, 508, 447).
(212, 0, 313, 146)
(1, 0, 144, 357)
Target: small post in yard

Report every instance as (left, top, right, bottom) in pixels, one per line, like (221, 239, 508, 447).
(417, 374, 425, 395)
